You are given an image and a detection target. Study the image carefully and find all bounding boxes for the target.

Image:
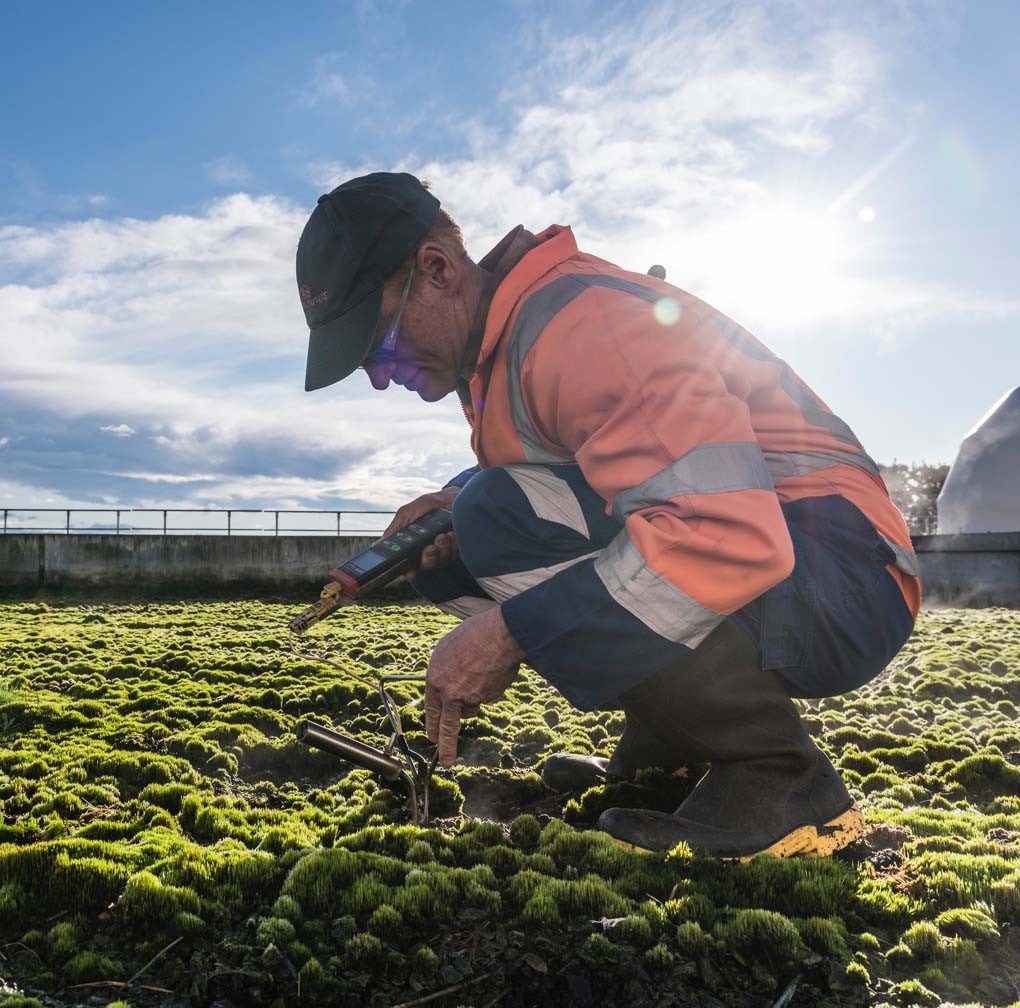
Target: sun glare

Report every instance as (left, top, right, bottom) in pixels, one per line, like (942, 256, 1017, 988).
(699, 206, 857, 326)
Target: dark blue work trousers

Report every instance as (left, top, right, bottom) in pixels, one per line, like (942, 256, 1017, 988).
(411, 464, 915, 706)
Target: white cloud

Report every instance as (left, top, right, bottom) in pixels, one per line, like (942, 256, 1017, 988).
(0, 1, 1012, 506)
(100, 423, 136, 437)
(0, 193, 475, 509)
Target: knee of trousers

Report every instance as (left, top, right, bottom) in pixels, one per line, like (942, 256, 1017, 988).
(451, 467, 525, 578)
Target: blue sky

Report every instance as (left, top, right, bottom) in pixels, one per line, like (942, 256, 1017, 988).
(1, 1, 1018, 515)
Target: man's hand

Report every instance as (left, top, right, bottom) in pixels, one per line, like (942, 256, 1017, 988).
(382, 487, 461, 579)
(425, 606, 525, 767)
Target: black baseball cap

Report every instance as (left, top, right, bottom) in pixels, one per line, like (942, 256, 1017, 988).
(297, 172, 440, 391)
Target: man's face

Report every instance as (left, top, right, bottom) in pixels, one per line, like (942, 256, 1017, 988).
(362, 249, 466, 401)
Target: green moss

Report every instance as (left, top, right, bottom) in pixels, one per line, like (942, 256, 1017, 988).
(64, 950, 121, 983)
(892, 978, 941, 1006)
(797, 916, 849, 957)
(715, 909, 802, 961)
(521, 891, 561, 928)
(611, 914, 653, 948)
(118, 870, 200, 923)
(934, 907, 999, 941)
(367, 904, 403, 939)
(674, 920, 711, 957)
(3, 600, 1020, 1002)
(509, 813, 542, 850)
(643, 942, 674, 970)
(412, 945, 439, 975)
(901, 921, 942, 960)
(256, 915, 296, 946)
(845, 961, 870, 986)
(580, 932, 623, 964)
(344, 932, 383, 967)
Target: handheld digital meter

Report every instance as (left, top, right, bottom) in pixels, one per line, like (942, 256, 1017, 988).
(289, 508, 454, 633)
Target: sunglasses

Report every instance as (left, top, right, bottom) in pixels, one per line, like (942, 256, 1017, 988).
(363, 261, 416, 370)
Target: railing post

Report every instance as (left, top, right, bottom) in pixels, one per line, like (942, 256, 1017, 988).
(116, 510, 121, 535)
(275, 512, 279, 537)
(337, 511, 341, 536)
(227, 511, 232, 536)
(66, 509, 71, 534)
(3, 509, 6, 534)
(163, 510, 167, 536)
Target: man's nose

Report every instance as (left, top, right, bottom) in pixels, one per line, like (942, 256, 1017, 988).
(367, 359, 397, 390)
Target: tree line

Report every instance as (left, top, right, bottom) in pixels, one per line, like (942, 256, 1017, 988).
(878, 462, 949, 535)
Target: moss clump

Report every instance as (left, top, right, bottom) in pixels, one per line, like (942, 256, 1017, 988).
(844, 961, 870, 986)
(674, 920, 711, 957)
(643, 943, 674, 970)
(901, 921, 942, 960)
(933, 907, 999, 941)
(118, 870, 200, 924)
(509, 813, 542, 850)
(296, 956, 333, 998)
(520, 891, 561, 929)
(367, 904, 402, 939)
(64, 950, 121, 983)
(412, 945, 439, 976)
(796, 916, 849, 957)
(715, 909, 802, 962)
(611, 914, 653, 948)
(270, 894, 302, 923)
(580, 932, 623, 964)
(891, 978, 941, 1006)
(344, 932, 383, 967)
(256, 915, 296, 946)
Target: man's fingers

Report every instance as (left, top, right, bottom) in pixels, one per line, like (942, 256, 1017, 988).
(425, 684, 443, 745)
(418, 533, 459, 572)
(437, 698, 463, 768)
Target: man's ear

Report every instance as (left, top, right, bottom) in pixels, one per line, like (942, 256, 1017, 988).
(417, 241, 457, 290)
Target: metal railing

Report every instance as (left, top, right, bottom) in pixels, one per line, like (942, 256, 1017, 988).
(0, 508, 395, 536)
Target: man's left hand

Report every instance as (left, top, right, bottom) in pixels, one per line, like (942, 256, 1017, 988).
(425, 606, 525, 767)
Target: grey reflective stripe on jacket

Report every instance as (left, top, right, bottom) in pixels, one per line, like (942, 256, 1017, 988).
(612, 441, 774, 522)
(593, 530, 723, 647)
(708, 314, 881, 479)
(763, 449, 882, 482)
(505, 274, 667, 462)
(883, 538, 921, 578)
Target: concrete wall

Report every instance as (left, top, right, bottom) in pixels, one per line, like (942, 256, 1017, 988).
(0, 534, 377, 594)
(912, 532, 1020, 608)
(1, 531, 1018, 607)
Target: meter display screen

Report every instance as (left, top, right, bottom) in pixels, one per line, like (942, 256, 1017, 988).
(346, 548, 390, 573)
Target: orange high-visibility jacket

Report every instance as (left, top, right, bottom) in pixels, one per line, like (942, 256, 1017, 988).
(465, 226, 921, 667)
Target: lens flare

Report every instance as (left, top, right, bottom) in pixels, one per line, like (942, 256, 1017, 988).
(653, 297, 681, 325)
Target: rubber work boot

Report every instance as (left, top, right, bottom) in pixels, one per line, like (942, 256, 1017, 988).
(597, 621, 865, 860)
(541, 710, 697, 792)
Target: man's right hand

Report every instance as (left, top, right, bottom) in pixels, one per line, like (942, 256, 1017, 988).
(382, 487, 461, 579)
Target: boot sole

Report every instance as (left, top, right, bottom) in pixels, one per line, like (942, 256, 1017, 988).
(611, 804, 867, 861)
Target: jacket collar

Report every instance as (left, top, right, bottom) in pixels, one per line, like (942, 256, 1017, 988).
(459, 225, 540, 380)
(473, 224, 579, 373)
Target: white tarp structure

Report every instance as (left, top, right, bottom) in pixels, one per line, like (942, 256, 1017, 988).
(937, 385, 1020, 533)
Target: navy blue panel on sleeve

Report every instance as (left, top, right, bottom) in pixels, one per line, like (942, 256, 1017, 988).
(444, 466, 481, 489)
